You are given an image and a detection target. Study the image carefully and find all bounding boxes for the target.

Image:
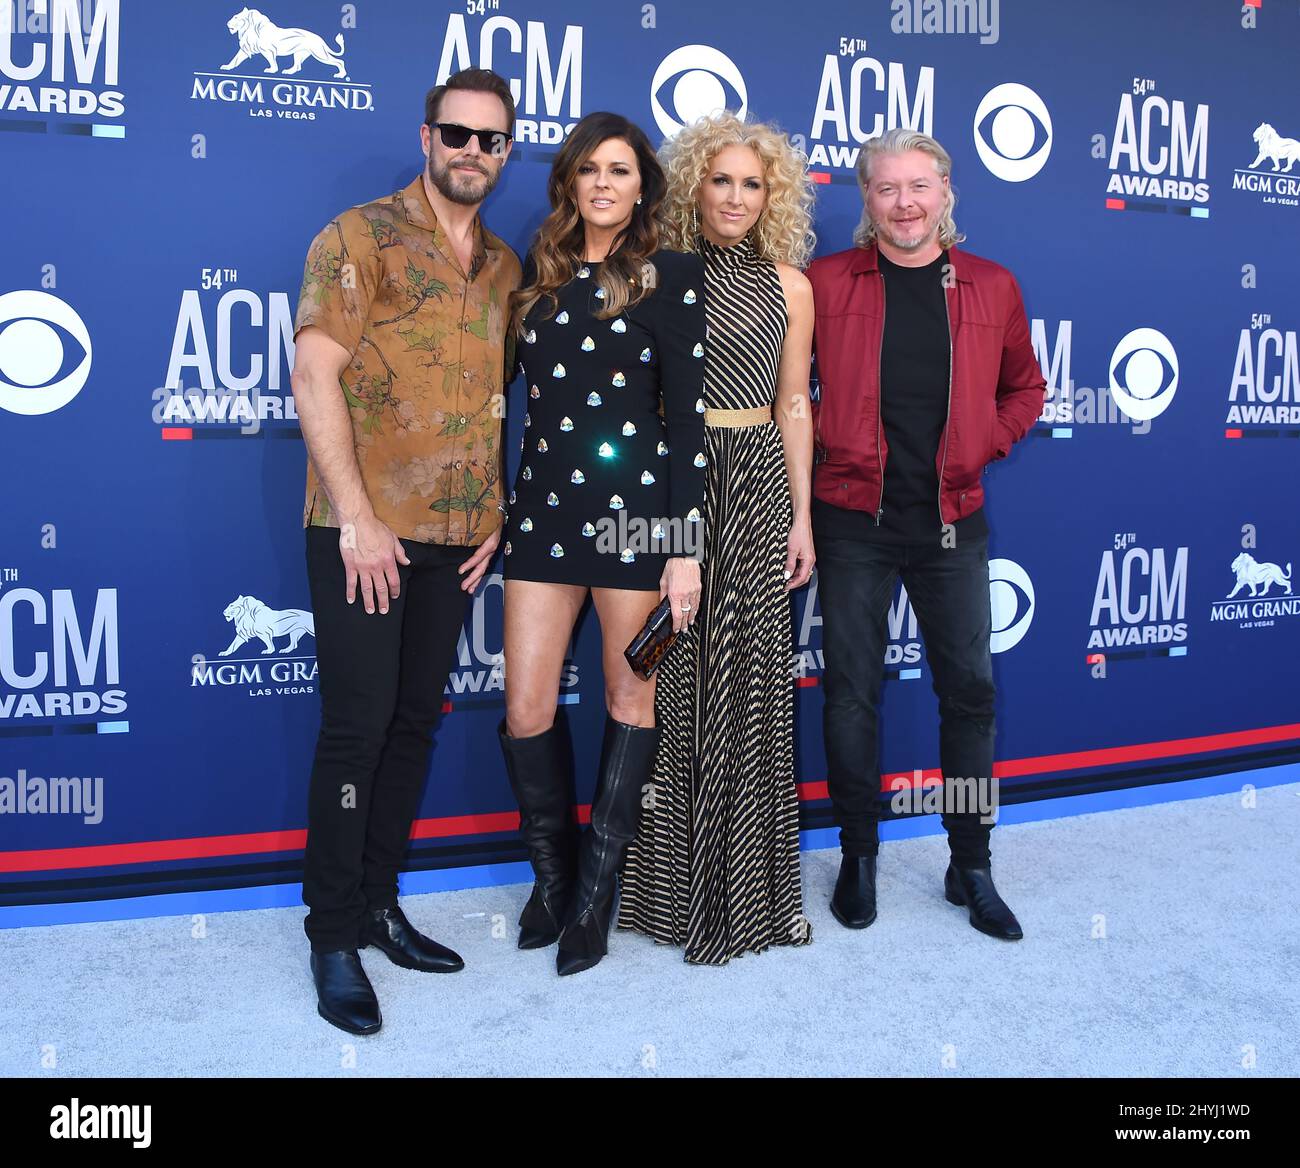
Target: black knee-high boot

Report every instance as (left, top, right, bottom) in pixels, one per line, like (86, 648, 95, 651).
(498, 717, 580, 949)
(556, 715, 660, 977)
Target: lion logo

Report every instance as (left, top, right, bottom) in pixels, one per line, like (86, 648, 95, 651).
(1227, 553, 1293, 599)
(1248, 123, 1300, 174)
(218, 595, 316, 657)
(220, 7, 348, 80)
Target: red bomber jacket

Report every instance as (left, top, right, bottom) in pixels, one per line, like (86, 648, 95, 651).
(807, 242, 1046, 526)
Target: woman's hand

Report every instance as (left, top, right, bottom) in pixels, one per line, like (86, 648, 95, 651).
(785, 515, 815, 590)
(660, 556, 702, 632)
(458, 529, 500, 594)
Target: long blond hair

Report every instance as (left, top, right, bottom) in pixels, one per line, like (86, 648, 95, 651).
(659, 111, 816, 268)
(853, 128, 966, 249)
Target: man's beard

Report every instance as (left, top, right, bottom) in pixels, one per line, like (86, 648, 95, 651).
(428, 154, 499, 206)
(876, 216, 936, 251)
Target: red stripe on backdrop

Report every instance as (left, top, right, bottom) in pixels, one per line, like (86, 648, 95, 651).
(796, 722, 1300, 801)
(2, 723, 1298, 874)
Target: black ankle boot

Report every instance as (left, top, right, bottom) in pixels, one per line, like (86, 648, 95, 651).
(359, 906, 465, 971)
(556, 716, 659, 977)
(944, 863, 1023, 940)
(830, 854, 877, 928)
(310, 949, 381, 1035)
(498, 718, 580, 948)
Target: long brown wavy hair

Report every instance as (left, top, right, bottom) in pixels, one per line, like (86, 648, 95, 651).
(510, 112, 666, 329)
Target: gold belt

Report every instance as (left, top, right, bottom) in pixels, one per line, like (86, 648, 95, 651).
(704, 405, 772, 428)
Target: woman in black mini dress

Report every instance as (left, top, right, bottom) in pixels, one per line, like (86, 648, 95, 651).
(496, 112, 707, 976)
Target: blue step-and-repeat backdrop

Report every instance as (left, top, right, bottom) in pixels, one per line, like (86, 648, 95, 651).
(1, 0, 1297, 918)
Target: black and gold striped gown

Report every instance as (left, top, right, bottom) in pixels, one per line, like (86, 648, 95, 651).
(617, 234, 812, 964)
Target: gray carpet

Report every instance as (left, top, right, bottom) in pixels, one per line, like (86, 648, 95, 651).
(5, 782, 1298, 1078)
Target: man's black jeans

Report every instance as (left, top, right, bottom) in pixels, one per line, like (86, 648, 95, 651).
(816, 530, 996, 867)
(302, 525, 471, 952)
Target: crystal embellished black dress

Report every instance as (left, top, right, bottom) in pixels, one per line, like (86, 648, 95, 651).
(502, 250, 708, 588)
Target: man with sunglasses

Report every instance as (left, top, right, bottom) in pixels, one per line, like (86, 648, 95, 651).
(290, 68, 521, 1035)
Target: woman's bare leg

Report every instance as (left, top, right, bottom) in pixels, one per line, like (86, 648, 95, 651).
(590, 587, 662, 728)
(503, 580, 587, 738)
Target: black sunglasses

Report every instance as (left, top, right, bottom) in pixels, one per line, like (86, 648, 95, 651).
(433, 122, 513, 156)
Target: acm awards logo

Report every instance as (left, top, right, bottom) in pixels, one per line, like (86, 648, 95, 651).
(1225, 313, 1300, 432)
(792, 37, 934, 176)
(0, 0, 125, 128)
(0, 580, 128, 729)
(435, 12, 581, 147)
(190, 6, 374, 119)
(1100, 80, 1210, 214)
(0, 290, 92, 416)
(793, 558, 1035, 681)
(1087, 534, 1189, 658)
(1034, 321, 1179, 433)
(151, 275, 299, 436)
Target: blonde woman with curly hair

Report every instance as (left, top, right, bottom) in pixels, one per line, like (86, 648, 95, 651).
(617, 112, 817, 964)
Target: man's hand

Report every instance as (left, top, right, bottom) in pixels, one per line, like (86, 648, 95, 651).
(340, 512, 410, 615)
(459, 529, 500, 594)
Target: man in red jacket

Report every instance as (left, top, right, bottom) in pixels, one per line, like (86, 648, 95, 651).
(808, 128, 1045, 940)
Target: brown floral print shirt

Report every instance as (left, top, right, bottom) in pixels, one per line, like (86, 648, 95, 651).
(294, 175, 521, 545)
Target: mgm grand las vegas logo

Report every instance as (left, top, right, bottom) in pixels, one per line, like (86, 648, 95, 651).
(190, 7, 372, 119)
(190, 594, 318, 697)
(1209, 550, 1297, 629)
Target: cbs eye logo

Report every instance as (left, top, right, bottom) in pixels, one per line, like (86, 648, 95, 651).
(1109, 327, 1179, 422)
(650, 45, 747, 139)
(973, 83, 1053, 182)
(989, 558, 1035, 654)
(0, 291, 93, 416)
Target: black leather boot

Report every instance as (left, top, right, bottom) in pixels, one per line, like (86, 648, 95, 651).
(310, 949, 381, 1035)
(359, 906, 465, 971)
(944, 863, 1023, 940)
(830, 854, 877, 928)
(498, 717, 580, 948)
(556, 716, 659, 977)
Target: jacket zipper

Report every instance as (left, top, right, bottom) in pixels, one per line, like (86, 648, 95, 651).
(937, 278, 954, 528)
(875, 270, 886, 525)
(813, 351, 823, 460)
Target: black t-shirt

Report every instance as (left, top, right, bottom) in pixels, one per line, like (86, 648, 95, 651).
(812, 249, 987, 544)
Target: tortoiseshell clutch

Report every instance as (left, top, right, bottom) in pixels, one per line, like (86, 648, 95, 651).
(624, 595, 679, 681)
